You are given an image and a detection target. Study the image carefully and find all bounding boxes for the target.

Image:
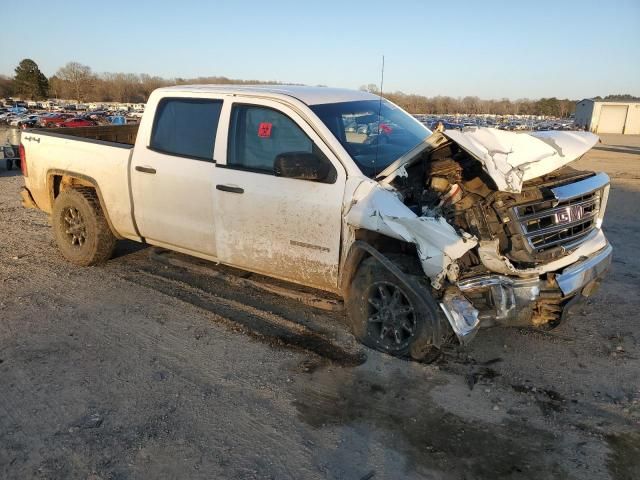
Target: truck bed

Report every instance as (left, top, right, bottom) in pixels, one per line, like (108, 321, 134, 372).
(22, 125, 140, 240)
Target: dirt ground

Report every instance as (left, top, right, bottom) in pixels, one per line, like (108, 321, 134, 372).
(1, 133, 639, 480)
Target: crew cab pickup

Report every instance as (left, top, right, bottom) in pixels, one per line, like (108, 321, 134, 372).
(19, 86, 613, 360)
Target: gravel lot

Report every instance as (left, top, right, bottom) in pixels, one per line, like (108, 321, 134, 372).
(1, 133, 639, 479)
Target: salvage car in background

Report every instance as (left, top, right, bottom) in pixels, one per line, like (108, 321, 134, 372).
(38, 113, 74, 127)
(18, 86, 612, 360)
(58, 117, 97, 128)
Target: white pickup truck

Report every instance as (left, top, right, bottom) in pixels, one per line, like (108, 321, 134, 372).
(19, 85, 612, 360)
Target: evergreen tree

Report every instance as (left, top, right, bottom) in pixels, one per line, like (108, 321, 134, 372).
(13, 59, 49, 99)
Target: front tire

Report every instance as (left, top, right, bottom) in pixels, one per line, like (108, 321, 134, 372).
(346, 256, 445, 361)
(51, 187, 116, 266)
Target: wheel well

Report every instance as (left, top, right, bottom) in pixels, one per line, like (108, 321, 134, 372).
(340, 230, 420, 295)
(354, 229, 418, 256)
(50, 174, 96, 201)
(48, 172, 121, 239)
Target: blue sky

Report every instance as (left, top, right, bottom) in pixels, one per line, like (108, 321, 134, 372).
(1, 0, 638, 99)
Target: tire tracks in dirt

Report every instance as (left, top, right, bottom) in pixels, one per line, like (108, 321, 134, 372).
(113, 264, 366, 368)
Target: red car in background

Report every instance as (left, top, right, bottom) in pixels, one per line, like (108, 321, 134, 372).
(59, 117, 97, 128)
(39, 114, 74, 127)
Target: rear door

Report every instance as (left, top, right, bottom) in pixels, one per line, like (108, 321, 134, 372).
(213, 98, 346, 290)
(130, 96, 223, 256)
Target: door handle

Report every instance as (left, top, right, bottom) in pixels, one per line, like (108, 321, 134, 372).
(216, 184, 244, 194)
(135, 165, 156, 174)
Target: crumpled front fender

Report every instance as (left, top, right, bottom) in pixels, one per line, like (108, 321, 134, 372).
(344, 182, 477, 288)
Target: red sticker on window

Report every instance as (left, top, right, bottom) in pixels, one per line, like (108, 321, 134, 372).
(258, 122, 272, 138)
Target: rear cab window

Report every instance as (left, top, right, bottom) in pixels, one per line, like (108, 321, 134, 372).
(150, 98, 223, 161)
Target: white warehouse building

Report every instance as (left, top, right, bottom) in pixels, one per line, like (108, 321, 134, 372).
(575, 99, 640, 134)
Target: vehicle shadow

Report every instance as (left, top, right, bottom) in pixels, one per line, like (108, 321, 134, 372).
(0, 170, 22, 177)
(609, 144, 640, 151)
(593, 145, 640, 155)
(112, 239, 149, 260)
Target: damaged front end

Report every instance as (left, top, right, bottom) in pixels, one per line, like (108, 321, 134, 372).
(345, 127, 612, 345)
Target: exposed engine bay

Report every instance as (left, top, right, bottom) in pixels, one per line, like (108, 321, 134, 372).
(346, 128, 612, 341)
(389, 135, 600, 272)
(386, 132, 611, 332)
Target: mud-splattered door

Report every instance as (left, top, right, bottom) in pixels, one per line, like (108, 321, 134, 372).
(214, 100, 346, 291)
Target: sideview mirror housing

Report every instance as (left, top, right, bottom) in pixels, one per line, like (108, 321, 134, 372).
(273, 152, 334, 182)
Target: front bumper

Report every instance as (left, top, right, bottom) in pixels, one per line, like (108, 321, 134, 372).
(449, 241, 612, 335)
(556, 243, 612, 296)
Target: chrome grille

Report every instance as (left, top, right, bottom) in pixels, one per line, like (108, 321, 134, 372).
(512, 173, 609, 254)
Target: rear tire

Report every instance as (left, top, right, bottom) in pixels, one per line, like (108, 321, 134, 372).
(346, 255, 446, 362)
(51, 187, 116, 266)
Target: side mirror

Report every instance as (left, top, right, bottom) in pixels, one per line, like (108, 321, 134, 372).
(273, 152, 333, 182)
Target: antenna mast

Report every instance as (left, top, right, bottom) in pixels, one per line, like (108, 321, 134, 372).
(373, 55, 385, 175)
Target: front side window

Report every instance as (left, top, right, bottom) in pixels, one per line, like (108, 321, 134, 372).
(227, 105, 315, 173)
(150, 98, 223, 161)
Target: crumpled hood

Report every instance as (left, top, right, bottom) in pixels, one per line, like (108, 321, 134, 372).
(443, 128, 599, 193)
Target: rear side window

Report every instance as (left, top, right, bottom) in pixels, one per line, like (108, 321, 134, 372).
(227, 105, 313, 173)
(150, 98, 222, 161)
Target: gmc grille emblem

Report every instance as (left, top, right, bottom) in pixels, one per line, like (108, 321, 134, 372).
(554, 205, 584, 225)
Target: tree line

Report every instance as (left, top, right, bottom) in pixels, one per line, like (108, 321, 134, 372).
(2, 59, 638, 117)
(0, 59, 289, 106)
(378, 90, 578, 117)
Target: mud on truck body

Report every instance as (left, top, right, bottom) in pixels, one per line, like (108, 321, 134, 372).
(19, 86, 612, 361)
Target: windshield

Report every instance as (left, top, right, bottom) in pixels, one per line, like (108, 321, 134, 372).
(310, 99, 430, 177)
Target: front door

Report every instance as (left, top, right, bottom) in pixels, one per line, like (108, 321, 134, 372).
(130, 96, 223, 256)
(213, 99, 346, 290)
